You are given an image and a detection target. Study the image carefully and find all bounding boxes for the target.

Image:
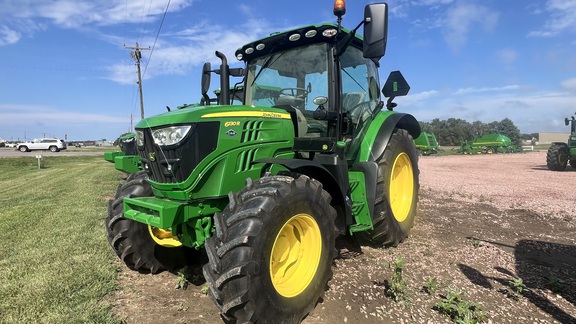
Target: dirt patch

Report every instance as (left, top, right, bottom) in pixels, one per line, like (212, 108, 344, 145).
(109, 151, 576, 323)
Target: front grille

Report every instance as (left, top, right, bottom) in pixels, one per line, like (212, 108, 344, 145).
(138, 122, 219, 183)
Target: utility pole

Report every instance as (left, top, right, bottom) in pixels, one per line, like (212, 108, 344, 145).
(125, 42, 150, 119)
(130, 113, 134, 132)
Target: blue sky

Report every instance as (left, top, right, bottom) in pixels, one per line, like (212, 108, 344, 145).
(1, 0, 576, 141)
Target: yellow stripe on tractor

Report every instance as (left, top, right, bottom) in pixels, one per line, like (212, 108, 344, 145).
(201, 111, 291, 119)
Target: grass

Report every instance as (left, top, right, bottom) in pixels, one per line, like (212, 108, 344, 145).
(384, 256, 407, 302)
(508, 278, 528, 298)
(66, 146, 120, 153)
(434, 288, 487, 323)
(422, 277, 439, 295)
(0, 156, 123, 323)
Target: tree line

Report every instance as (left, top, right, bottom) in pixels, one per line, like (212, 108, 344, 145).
(418, 118, 528, 146)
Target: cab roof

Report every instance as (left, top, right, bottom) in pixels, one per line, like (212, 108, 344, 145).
(235, 23, 363, 62)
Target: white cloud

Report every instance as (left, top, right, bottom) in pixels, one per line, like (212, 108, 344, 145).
(390, 1, 499, 52)
(4, 0, 194, 27)
(496, 48, 518, 66)
(0, 0, 195, 46)
(529, 0, 576, 37)
(403, 87, 576, 133)
(0, 103, 126, 124)
(442, 3, 499, 52)
(105, 18, 277, 83)
(561, 77, 576, 92)
(395, 90, 439, 106)
(390, 0, 455, 17)
(0, 26, 20, 45)
(454, 85, 520, 95)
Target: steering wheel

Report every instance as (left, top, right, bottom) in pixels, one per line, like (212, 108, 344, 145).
(276, 87, 309, 108)
(279, 87, 309, 99)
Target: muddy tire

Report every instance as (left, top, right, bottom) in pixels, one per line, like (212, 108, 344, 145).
(569, 159, 576, 169)
(106, 170, 188, 273)
(358, 128, 419, 247)
(546, 143, 569, 171)
(203, 175, 337, 323)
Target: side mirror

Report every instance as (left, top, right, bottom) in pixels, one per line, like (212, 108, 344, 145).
(363, 3, 388, 60)
(201, 62, 211, 98)
(566, 118, 570, 126)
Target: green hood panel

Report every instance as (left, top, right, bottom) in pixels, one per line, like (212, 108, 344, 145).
(135, 105, 292, 128)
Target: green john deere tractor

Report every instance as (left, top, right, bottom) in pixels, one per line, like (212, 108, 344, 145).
(546, 113, 576, 171)
(105, 2, 420, 323)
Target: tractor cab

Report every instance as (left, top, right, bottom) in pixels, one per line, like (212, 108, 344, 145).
(237, 28, 382, 144)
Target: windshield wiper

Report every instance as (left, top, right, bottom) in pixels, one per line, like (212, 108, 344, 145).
(250, 51, 286, 87)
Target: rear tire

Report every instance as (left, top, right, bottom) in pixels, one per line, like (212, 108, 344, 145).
(106, 170, 188, 273)
(546, 143, 569, 171)
(358, 128, 419, 247)
(203, 175, 337, 323)
(570, 159, 576, 169)
(49, 146, 58, 152)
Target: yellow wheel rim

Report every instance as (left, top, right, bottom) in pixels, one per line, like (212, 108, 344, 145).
(148, 226, 182, 247)
(270, 213, 322, 298)
(389, 152, 414, 223)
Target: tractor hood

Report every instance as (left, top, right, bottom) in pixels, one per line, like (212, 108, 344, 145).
(135, 105, 292, 129)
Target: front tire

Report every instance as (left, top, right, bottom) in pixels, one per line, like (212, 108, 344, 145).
(358, 128, 419, 247)
(546, 143, 569, 171)
(106, 170, 188, 273)
(203, 175, 337, 323)
(19, 146, 28, 152)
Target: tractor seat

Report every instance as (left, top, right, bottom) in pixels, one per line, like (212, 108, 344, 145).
(342, 92, 366, 111)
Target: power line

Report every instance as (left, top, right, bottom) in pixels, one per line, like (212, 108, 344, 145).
(142, 0, 171, 78)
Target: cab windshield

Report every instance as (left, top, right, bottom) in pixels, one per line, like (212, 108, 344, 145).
(244, 43, 328, 112)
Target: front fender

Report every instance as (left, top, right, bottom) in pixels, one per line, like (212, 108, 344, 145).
(254, 158, 349, 233)
(358, 111, 420, 163)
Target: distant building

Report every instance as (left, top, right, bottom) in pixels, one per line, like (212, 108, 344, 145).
(539, 132, 570, 144)
(95, 140, 114, 147)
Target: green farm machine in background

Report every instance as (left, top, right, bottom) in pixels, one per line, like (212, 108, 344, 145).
(459, 133, 519, 154)
(546, 113, 576, 171)
(103, 133, 141, 174)
(413, 132, 439, 155)
(105, 2, 421, 322)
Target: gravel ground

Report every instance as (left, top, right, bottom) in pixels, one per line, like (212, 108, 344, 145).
(111, 151, 576, 324)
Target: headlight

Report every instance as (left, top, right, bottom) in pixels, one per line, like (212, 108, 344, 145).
(151, 126, 191, 146)
(136, 130, 144, 146)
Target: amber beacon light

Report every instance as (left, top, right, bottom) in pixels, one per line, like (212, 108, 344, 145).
(333, 0, 346, 17)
